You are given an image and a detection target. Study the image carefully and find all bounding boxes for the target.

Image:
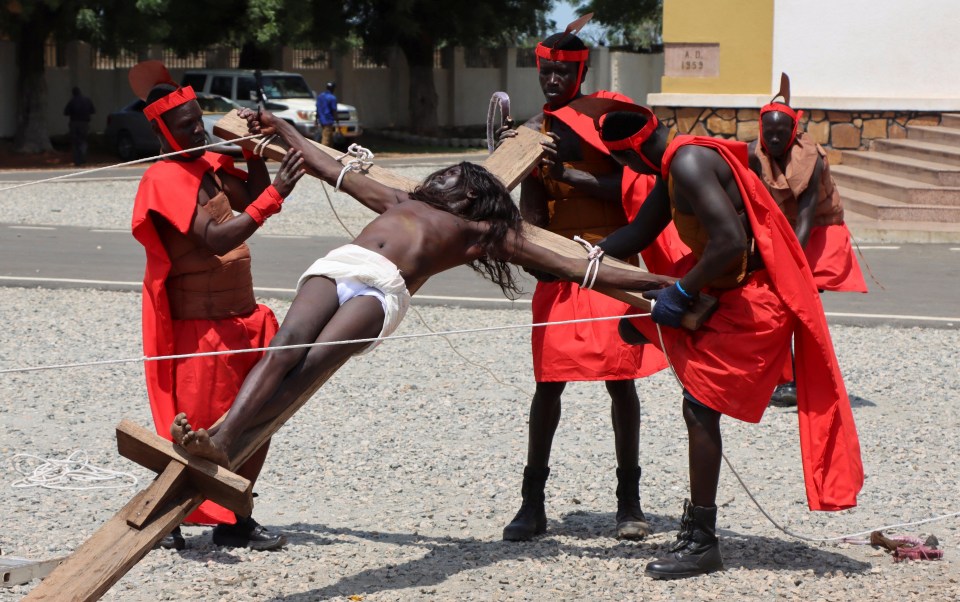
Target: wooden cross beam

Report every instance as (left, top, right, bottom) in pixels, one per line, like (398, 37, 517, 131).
(24, 114, 714, 600)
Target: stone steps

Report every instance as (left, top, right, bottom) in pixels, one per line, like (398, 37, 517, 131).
(830, 164, 960, 206)
(906, 124, 960, 146)
(940, 113, 960, 129)
(836, 113, 960, 222)
(838, 187, 960, 222)
(870, 138, 960, 167)
(841, 150, 960, 186)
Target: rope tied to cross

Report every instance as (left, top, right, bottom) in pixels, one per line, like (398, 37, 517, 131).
(334, 143, 376, 191)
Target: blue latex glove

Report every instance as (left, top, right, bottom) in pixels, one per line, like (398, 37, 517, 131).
(642, 282, 693, 329)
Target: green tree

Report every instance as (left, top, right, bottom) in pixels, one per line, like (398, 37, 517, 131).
(0, 0, 162, 152)
(574, 0, 661, 48)
(347, 0, 554, 135)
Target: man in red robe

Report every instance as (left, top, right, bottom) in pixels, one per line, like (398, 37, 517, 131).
(498, 29, 672, 543)
(594, 105, 863, 579)
(130, 61, 305, 551)
(748, 90, 867, 406)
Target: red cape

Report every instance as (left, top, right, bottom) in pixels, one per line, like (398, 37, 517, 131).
(132, 153, 247, 433)
(548, 93, 693, 276)
(806, 223, 867, 292)
(132, 153, 271, 525)
(657, 136, 863, 511)
(534, 91, 668, 381)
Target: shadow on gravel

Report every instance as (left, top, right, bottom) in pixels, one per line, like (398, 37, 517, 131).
(266, 517, 869, 600)
(848, 394, 878, 408)
(715, 533, 871, 575)
(768, 393, 878, 415)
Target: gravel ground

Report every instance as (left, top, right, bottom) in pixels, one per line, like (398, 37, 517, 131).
(1, 286, 958, 601)
(1, 161, 959, 599)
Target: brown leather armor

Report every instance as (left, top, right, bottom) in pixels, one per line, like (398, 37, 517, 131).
(161, 183, 257, 320)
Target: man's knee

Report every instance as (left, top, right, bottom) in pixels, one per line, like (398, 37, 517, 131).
(264, 332, 310, 370)
(606, 379, 639, 401)
(682, 391, 720, 427)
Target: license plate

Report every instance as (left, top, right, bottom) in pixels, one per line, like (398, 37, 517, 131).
(339, 126, 349, 135)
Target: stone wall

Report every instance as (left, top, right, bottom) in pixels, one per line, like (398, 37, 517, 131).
(651, 106, 944, 164)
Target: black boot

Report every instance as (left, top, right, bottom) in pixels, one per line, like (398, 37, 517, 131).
(615, 467, 652, 540)
(156, 526, 186, 550)
(212, 516, 286, 551)
(502, 466, 550, 541)
(770, 382, 798, 407)
(645, 500, 723, 579)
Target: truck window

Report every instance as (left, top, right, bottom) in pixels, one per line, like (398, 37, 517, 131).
(261, 75, 314, 99)
(237, 76, 259, 102)
(180, 73, 207, 91)
(210, 76, 233, 98)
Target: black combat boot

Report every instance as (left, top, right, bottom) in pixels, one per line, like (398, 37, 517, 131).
(156, 526, 186, 550)
(502, 466, 550, 541)
(615, 466, 652, 540)
(212, 516, 286, 551)
(645, 499, 723, 579)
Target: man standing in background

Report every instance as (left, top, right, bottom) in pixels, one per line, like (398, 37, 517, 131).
(316, 81, 339, 147)
(64, 87, 95, 165)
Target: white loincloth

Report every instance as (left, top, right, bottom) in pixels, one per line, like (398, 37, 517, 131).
(297, 244, 411, 354)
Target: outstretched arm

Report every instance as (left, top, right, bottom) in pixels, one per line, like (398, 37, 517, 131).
(493, 228, 674, 292)
(597, 177, 673, 259)
(180, 150, 305, 256)
(240, 108, 409, 215)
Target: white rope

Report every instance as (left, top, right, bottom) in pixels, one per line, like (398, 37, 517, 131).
(10, 450, 138, 491)
(333, 143, 375, 191)
(0, 133, 266, 193)
(486, 91, 511, 153)
(650, 313, 958, 543)
(572, 235, 605, 290)
(252, 133, 277, 157)
(0, 311, 651, 375)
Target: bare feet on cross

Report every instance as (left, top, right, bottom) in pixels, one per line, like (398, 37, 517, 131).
(171, 412, 231, 467)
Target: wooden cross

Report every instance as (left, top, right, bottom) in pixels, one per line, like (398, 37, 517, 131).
(23, 111, 714, 600)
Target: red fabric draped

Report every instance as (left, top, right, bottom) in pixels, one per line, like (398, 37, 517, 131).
(806, 224, 868, 292)
(132, 152, 277, 524)
(534, 91, 667, 382)
(630, 136, 863, 511)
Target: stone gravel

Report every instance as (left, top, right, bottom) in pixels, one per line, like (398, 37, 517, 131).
(1, 286, 958, 601)
(1, 161, 959, 599)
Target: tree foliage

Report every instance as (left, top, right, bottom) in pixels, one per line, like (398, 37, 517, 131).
(573, 0, 662, 48)
(345, 0, 554, 134)
(1, 0, 555, 149)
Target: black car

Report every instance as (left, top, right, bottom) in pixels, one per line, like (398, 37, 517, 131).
(104, 94, 243, 161)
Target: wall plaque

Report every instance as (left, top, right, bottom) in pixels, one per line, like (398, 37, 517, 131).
(664, 43, 720, 78)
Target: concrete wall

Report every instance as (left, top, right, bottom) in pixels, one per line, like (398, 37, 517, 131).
(772, 0, 960, 100)
(662, 0, 774, 94)
(0, 42, 664, 137)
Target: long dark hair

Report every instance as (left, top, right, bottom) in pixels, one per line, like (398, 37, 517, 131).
(410, 162, 524, 298)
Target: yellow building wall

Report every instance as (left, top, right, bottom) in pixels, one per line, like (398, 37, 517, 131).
(662, 0, 773, 94)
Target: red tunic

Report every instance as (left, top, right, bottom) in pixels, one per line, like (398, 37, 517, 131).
(629, 136, 863, 511)
(532, 91, 667, 382)
(754, 134, 867, 292)
(132, 153, 279, 524)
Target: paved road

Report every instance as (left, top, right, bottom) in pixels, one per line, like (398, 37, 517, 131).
(1, 222, 957, 328)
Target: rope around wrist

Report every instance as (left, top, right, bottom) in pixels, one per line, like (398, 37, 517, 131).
(334, 144, 375, 191)
(244, 185, 283, 226)
(573, 235, 605, 290)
